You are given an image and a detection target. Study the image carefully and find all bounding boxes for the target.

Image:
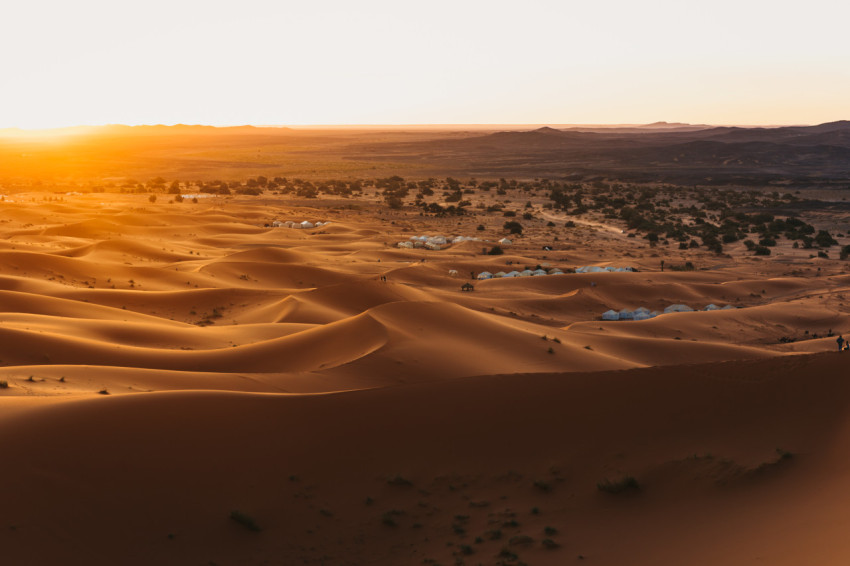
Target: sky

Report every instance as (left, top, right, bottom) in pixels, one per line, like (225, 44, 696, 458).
(1, 0, 848, 129)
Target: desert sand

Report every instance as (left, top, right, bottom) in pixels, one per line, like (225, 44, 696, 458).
(1, 187, 849, 565)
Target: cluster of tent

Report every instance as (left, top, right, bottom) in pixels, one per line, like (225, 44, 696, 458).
(602, 303, 736, 320)
(575, 266, 635, 273)
(180, 194, 214, 199)
(477, 267, 564, 280)
(272, 220, 329, 229)
(397, 235, 482, 250)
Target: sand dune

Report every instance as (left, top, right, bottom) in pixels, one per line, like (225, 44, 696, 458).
(2, 193, 850, 564)
(1, 353, 850, 565)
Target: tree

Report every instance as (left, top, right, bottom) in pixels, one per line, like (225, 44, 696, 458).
(503, 221, 523, 235)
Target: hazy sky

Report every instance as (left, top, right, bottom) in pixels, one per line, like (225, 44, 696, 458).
(1, 0, 848, 128)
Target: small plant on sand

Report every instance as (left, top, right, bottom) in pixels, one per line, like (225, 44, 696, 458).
(542, 538, 560, 549)
(543, 526, 558, 536)
(776, 448, 794, 461)
(533, 479, 552, 492)
(387, 474, 413, 487)
(509, 534, 534, 546)
(230, 510, 261, 532)
(547, 347, 554, 354)
(381, 510, 403, 526)
(459, 544, 474, 555)
(597, 476, 640, 494)
(0, 380, 8, 389)
(98, 388, 110, 395)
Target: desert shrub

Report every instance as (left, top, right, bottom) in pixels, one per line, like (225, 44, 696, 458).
(487, 246, 504, 255)
(0, 380, 7, 389)
(597, 476, 639, 494)
(754, 246, 771, 255)
(668, 261, 695, 271)
(386, 475, 412, 487)
(509, 534, 534, 546)
(230, 510, 261, 532)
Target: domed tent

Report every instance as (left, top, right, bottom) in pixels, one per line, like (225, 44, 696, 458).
(618, 309, 634, 320)
(663, 304, 693, 314)
(477, 271, 493, 280)
(602, 309, 619, 321)
(300, 221, 314, 229)
(704, 304, 720, 311)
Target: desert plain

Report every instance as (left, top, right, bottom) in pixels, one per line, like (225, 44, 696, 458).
(2, 124, 850, 565)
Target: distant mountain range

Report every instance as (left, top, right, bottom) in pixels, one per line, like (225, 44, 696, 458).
(346, 121, 850, 184)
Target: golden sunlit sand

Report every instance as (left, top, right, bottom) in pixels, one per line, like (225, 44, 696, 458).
(1, 179, 850, 564)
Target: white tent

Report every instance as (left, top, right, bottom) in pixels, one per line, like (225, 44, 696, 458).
(448, 269, 459, 276)
(704, 304, 720, 311)
(503, 271, 519, 277)
(549, 268, 563, 275)
(722, 305, 736, 310)
(424, 242, 442, 250)
(663, 304, 693, 314)
(618, 309, 634, 320)
(634, 307, 651, 316)
(519, 270, 534, 277)
(577, 266, 605, 273)
(532, 269, 548, 276)
(494, 271, 507, 277)
(300, 221, 314, 229)
(633, 312, 652, 321)
(397, 241, 414, 249)
(477, 271, 493, 280)
(498, 238, 512, 245)
(602, 310, 619, 320)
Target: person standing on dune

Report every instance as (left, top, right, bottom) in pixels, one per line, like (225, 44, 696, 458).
(837, 335, 845, 351)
